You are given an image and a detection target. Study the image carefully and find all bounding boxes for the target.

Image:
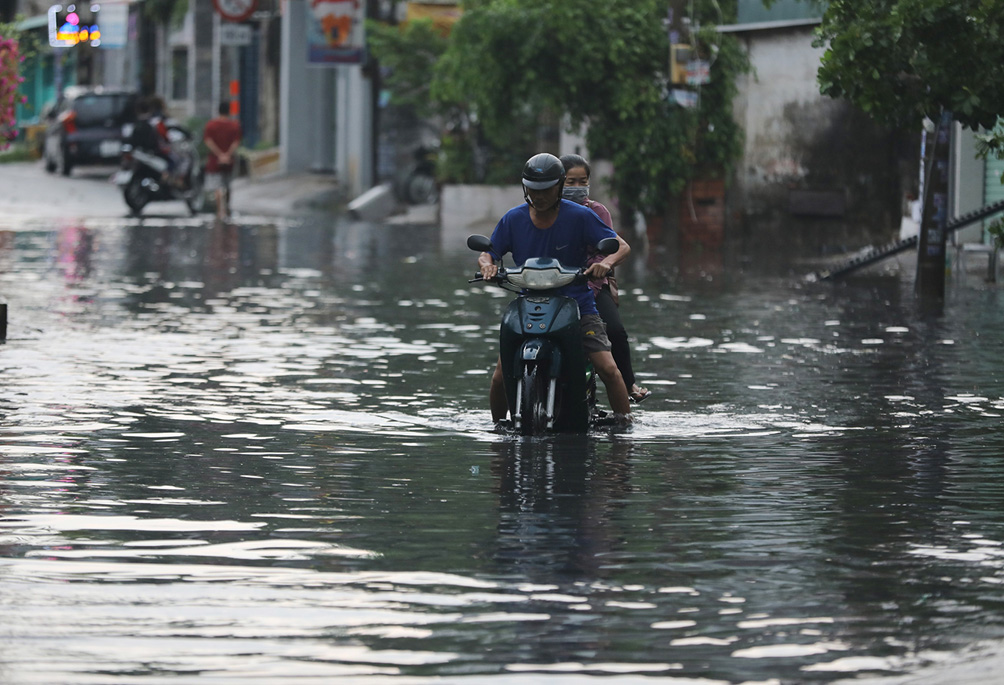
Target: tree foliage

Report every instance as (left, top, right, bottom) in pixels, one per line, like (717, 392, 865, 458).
(143, 0, 189, 25)
(366, 1, 748, 218)
(367, 18, 449, 119)
(815, 0, 1004, 138)
(430, 0, 747, 218)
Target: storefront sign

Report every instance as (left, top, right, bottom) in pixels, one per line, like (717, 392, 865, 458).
(307, 0, 365, 65)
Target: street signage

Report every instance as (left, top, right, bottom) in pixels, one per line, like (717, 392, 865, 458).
(686, 60, 711, 86)
(48, 3, 100, 47)
(212, 0, 258, 23)
(220, 23, 253, 46)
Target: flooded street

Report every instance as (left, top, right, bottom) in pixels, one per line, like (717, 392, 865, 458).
(2, 207, 1004, 684)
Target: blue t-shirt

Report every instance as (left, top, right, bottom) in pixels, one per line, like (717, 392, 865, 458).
(488, 199, 617, 316)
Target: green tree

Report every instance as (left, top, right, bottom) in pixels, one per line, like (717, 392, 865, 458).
(815, 0, 1004, 139)
(143, 0, 189, 25)
(432, 0, 748, 220)
(368, 18, 448, 118)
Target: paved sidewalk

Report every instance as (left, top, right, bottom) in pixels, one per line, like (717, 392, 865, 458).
(230, 171, 343, 217)
(230, 171, 440, 225)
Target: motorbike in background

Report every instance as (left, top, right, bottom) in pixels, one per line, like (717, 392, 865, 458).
(393, 141, 439, 205)
(468, 234, 621, 435)
(114, 123, 205, 217)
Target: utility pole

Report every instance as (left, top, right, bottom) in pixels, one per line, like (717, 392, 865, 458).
(915, 111, 952, 303)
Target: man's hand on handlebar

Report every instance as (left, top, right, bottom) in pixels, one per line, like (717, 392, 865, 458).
(478, 253, 499, 281)
(584, 261, 613, 279)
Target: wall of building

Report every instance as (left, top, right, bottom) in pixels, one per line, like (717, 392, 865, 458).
(730, 25, 919, 258)
(952, 125, 987, 243)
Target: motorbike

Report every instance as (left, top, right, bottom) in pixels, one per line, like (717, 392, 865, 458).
(393, 141, 439, 205)
(468, 233, 621, 435)
(114, 123, 205, 217)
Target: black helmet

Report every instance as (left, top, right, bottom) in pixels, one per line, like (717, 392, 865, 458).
(521, 153, 565, 190)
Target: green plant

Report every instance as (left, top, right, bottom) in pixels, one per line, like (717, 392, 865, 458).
(432, 0, 748, 218)
(816, 0, 1004, 145)
(0, 24, 25, 148)
(144, 0, 189, 26)
(988, 218, 1004, 250)
(0, 141, 33, 162)
(368, 1, 749, 216)
(367, 18, 448, 119)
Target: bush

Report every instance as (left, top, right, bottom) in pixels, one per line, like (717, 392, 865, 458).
(0, 142, 34, 163)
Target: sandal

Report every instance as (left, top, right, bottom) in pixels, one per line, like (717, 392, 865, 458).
(629, 387, 652, 404)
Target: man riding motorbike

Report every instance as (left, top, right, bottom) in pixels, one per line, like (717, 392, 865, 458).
(126, 98, 184, 187)
(476, 152, 633, 428)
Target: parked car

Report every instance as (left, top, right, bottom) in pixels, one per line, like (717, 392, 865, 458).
(43, 86, 137, 176)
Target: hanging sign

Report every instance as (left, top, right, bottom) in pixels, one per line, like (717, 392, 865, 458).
(307, 0, 365, 65)
(48, 3, 102, 47)
(670, 89, 698, 109)
(213, 0, 258, 23)
(685, 59, 711, 86)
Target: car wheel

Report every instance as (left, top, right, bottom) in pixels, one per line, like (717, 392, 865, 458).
(58, 146, 73, 176)
(43, 145, 56, 173)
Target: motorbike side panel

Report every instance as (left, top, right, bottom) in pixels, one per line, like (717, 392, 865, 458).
(499, 295, 590, 432)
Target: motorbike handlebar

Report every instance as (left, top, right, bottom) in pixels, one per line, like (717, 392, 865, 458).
(468, 271, 507, 285)
(468, 268, 589, 288)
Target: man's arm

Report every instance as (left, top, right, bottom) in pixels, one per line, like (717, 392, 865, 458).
(478, 251, 498, 280)
(223, 127, 242, 157)
(204, 138, 225, 158)
(584, 234, 630, 279)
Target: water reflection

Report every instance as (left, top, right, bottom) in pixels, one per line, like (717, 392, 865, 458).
(124, 221, 281, 300)
(2, 213, 1004, 681)
(491, 437, 633, 580)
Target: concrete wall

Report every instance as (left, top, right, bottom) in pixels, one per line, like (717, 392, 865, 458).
(281, 0, 375, 195)
(440, 184, 521, 250)
(730, 25, 918, 257)
(952, 125, 986, 243)
(280, 1, 321, 174)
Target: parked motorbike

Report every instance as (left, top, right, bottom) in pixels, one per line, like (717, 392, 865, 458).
(114, 123, 205, 217)
(393, 142, 439, 205)
(467, 233, 620, 435)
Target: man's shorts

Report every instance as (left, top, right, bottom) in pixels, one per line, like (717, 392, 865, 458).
(580, 314, 612, 354)
(204, 167, 232, 192)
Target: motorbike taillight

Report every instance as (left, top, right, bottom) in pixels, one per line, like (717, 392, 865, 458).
(59, 110, 77, 135)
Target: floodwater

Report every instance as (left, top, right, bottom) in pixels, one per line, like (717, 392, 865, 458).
(2, 212, 1004, 684)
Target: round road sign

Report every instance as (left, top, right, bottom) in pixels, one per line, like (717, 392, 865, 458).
(212, 0, 258, 23)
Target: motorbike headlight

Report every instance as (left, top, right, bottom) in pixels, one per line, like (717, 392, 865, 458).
(508, 259, 578, 290)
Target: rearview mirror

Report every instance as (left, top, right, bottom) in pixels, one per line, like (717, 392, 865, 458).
(467, 234, 493, 253)
(596, 237, 619, 254)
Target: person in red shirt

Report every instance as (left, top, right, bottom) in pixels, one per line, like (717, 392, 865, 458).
(203, 102, 242, 219)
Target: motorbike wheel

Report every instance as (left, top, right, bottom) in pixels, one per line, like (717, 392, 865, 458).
(185, 170, 206, 216)
(58, 146, 73, 177)
(124, 176, 149, 216)
(519, 365, 550, 436)
(585, 365, 598, 418)
(406, 171, 438, 205)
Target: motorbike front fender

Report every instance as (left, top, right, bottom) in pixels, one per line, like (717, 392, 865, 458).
(498, 322, 589, 433)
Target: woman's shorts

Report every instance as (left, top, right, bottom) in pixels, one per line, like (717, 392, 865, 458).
(580, 314, 612, 354)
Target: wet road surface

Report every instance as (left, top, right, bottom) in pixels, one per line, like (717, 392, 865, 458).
(1, 171, 1004, 683)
